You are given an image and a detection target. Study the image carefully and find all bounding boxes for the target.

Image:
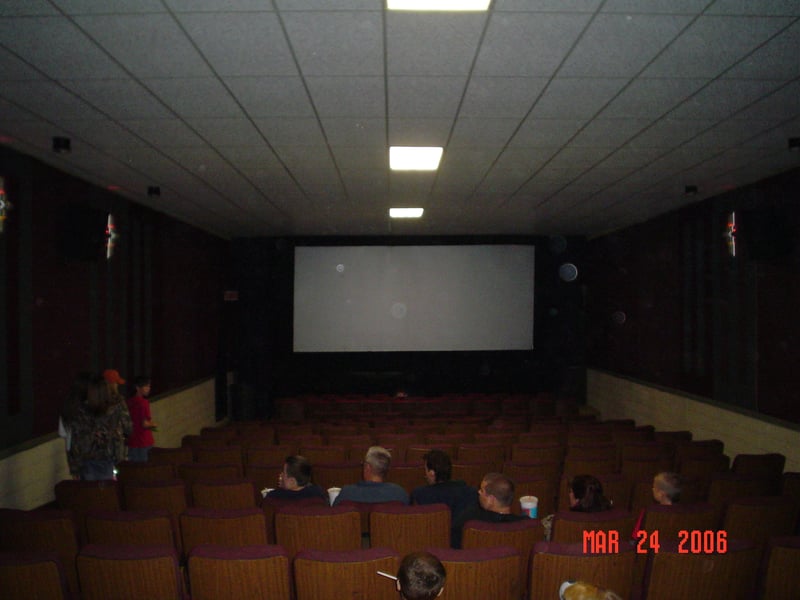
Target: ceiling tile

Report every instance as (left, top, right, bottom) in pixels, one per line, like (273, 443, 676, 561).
(510, 119, 588, 148)
(176, 12, 297, 77)
(667, 79, 786, 120)
(306, 76, 385, 118)
(460, 77, 548, 118)
(569, 118, 653, 148)
(254, 117, 328, 147)
(53, 0, 166, 14)
(145, 77, 244, 118)
(600, 77, 707, 118)
(388, 118, 451, 146)
(0, 16, 128, 79)
(388, 76, 465, 119)
(225, 76, 315, 117)
(560, 14, 693, 77)
(320, 118, 386, 147)
(187, 117, 265, 147)
(386, 12, 487, 76)
(475, 12, 592, 77)
(74, 14, 212, 78)
(121, 118, 206, 147)
(66, 79, 173, 119)
(448, 118, 520, 148)
(642, 15, 795, 78)
(529, 78, 628, 119)
(281, 11, 383, 76)
(2, 80, 107, 120)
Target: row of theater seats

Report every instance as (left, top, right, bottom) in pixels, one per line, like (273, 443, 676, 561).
(2, 508, 799, 599)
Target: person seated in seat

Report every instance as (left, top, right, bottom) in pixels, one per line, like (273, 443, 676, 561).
(560, 580, 623, 600)
(451, 472, 526, 547)
(632, 471, 683, 538)
(411, 450, 477, 517)
(265, 455, 327, 501)
(568, 474, 612, 512)
(397, 551, 446, 600)
(333, 446, 409, 506)
(652, 471, 682, 505)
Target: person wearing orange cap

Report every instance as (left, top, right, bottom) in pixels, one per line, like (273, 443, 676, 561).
(102, 369, 132, 464)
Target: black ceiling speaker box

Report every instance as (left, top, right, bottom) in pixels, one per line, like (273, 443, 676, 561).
(57, 204, 108, 261)
(739, 208, 796, 261)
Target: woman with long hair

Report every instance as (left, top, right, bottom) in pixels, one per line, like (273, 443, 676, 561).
(69, 376, 132, 480)
(59, 372, 91, 478)
(568, 474, 612, 512)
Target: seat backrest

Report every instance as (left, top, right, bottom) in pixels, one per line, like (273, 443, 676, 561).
(530, 541, 635, 600)
(54, 480, 122, 544)
(429, 546, 521, 600)
(642, 503, 719, 541)
(274, 505, 361, 558)
(723, 496, 799, 557)
(732, 453, 786, 494)
(85, 509, 175, 549)
(0, 550, 70, 600)
(116, 461, 176, 484)
(619, 456, 674, 484)
(510, 442, 565, 464)
(513, 478, 558, 518)
(148, 446, 194, 468)
(311, 461, 363, 492)
(462, 518, 545, 596)
(369, 503, 451, 557)
(0, 509, 79, 596)
(188, 544, 291, 600)
(293, 547, 400, 600)
(299, 445, 348, 465)
(451, 462, 490, 488)
(194, 445, 244, 476)
(503, 459, 561, 484)
(597, 472, 633, 511)
(179, 507, 268, 560)
(760, 536, 800, 600)
(244, 444, 295, 467)
(177, 462, 241, 485)
(122, 479, 189, 552)
(385, 462, 427, 494)
(262, 496, 329, 543)
(190, 478, 260, 509)
(707, 473, 774, 521)
(641, 538, 759, 600)
(551, 508, 636, 544)
(77, 543, 184, 600)
(566, 442, 617, 462)
(562, 456, 618, 479)
(456, 443, 506, 467)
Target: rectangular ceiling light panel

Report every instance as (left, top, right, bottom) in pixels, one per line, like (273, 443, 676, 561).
(389, 146, 443, 171)
(388, 0, 491, 10)
(390, 208, 424, 218)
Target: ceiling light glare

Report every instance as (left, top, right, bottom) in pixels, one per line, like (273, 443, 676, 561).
(390, 208, 424, 218)
(388, 0, 490, 10)
(390, 146, 443, 171)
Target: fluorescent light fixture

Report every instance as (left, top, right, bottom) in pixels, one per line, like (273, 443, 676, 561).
(390, 146, 443, 171)
(388, 0, 490, 10)
(390, 208, 424, 218)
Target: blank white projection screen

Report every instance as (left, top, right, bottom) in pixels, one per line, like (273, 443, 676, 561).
(293, 245, 535, 352)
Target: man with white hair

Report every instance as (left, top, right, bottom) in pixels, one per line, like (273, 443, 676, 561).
(332, 446, 409, 505)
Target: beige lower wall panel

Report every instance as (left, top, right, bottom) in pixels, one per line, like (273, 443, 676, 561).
(0, 378, 219, 510)
(588, 369, 800, 472)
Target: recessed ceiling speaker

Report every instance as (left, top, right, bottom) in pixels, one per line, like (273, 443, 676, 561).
(558, 263, 578, 282)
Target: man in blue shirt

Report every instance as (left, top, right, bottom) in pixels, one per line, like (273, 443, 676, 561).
(333, 446, 409, 505)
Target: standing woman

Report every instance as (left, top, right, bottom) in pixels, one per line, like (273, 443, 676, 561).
(60, 372, 91, 478)
(70, 377, 132, 480)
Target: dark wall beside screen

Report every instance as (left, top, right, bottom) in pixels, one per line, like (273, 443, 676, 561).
(584, 167, 800, 425)
(0, 145, 228, 451)
(229, 236, 587, 417)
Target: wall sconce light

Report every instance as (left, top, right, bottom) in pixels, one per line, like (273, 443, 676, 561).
(52, 136, 71, 154)
(0, 175, 11, 234)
